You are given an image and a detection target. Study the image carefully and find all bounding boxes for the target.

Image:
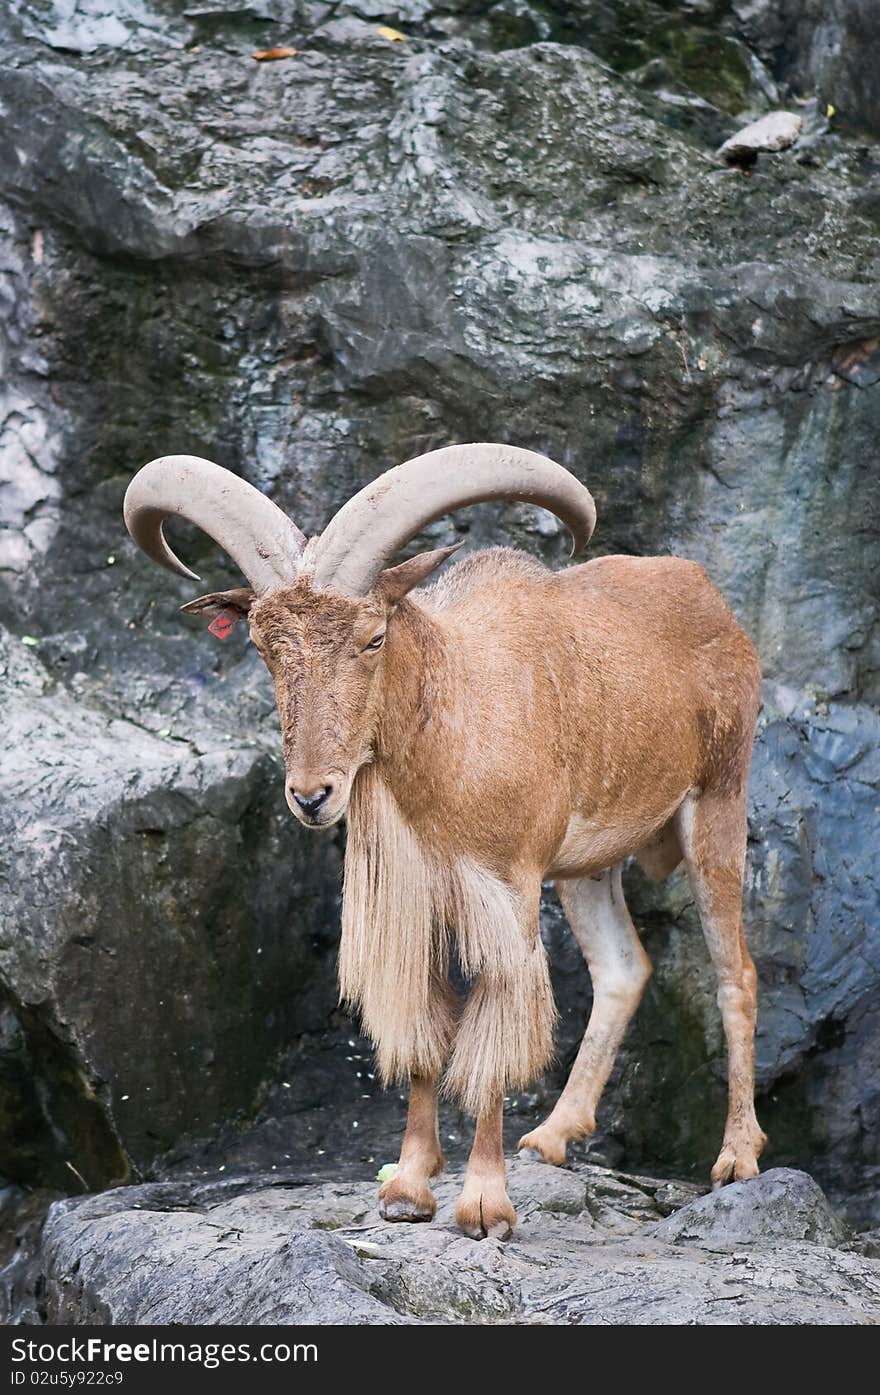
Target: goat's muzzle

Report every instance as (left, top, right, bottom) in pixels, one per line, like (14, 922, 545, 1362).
(285, 779, 345, 828)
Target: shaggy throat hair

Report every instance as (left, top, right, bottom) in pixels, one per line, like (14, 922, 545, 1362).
(339, 770, 556, 1115)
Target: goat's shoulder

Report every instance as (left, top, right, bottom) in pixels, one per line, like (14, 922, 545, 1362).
(420, 546, 548, 611)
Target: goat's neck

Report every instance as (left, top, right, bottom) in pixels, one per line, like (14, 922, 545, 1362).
(373, 599, 456, 783)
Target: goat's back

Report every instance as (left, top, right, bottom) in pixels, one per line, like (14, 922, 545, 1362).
(423, 547, 755, 685)
(419, 545, 759, 803)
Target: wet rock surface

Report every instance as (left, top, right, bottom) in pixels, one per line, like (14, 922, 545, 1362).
(28, 1164, 880, 1325)
(0, 0, 878, 1282)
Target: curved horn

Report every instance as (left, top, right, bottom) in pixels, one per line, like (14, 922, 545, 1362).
(123, 455, 306, 594)
(311, 443, 597, 596)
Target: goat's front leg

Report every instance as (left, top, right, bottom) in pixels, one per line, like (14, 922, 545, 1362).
(455, 1094, 516, 1240)
(379, 1074, 445, 1222)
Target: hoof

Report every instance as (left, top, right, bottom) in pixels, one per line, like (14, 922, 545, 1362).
(455, 1191, 517, 1242)
(379, 1196, 435, 1222)
(378, 1174, 437, 1223)
(516, 1126, 569, 1167)
(458, 1218, 515, 1242)
(710, 1133, 766, 1187)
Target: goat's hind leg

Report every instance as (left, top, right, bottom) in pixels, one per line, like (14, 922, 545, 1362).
(677, 789, 766, 1185)
(518, 865, 651, 1165)
(379, 1073, 445, 1222)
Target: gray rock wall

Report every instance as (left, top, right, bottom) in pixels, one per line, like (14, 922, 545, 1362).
(0, 2, 877, 1221)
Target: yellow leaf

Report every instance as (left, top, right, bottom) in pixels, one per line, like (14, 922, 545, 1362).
(376, 25, 406, 42)
(252, 46, 298, 61)
(826, 102, 835, 118)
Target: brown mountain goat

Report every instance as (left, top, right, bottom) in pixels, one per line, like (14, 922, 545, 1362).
(124, 444, 764, 1238)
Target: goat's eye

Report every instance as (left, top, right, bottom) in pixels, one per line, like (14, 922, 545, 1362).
(363, 631, 386, 652)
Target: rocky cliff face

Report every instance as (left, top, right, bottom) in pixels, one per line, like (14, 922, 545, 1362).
(0, 0, 878, 1245)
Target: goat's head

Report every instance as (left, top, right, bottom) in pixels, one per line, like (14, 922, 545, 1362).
(123, 444, 597, 829)
(178, 548, 460, 826)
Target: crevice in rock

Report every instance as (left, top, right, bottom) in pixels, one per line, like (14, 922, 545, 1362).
(0, 988, 132, 1194)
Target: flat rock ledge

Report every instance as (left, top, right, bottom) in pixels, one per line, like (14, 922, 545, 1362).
(36, 1164, 880, 1326)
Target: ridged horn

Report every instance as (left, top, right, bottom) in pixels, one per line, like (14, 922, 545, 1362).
(123, 455, 306, 594)
(311, 443, 597, 596)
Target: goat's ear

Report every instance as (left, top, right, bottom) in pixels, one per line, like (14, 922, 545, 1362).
(180, 588, 255, 641)
(376, 543, 464, 606)
(180, 588, 255, 620)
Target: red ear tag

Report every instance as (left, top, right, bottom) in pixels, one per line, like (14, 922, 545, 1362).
(207, 608, 241, 641)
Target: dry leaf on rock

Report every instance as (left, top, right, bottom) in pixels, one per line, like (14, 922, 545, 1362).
(252, 47, 298, 62)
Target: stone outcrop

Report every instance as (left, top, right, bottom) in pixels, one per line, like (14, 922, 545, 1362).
(28, 1164, 880, 1325)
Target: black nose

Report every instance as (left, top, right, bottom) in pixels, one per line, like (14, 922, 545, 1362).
(292, 786, 333, 818)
